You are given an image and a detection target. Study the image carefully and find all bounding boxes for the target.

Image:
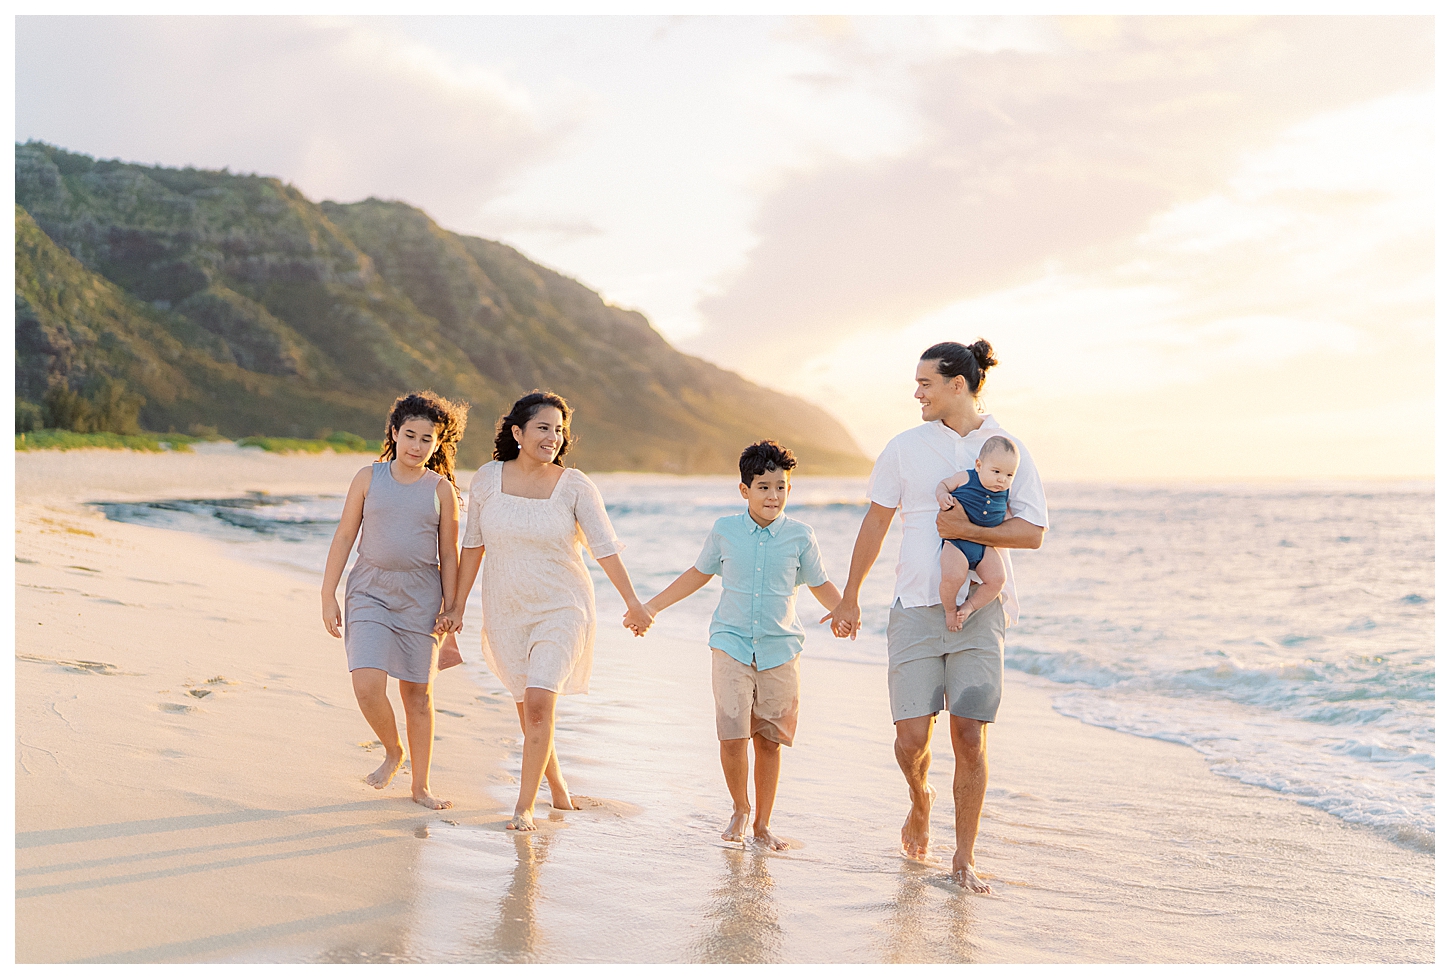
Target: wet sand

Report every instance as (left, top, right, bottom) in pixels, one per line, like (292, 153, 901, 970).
(13, 449, 1435, 962)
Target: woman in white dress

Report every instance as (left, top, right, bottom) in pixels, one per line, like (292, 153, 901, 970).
(447, 391, 653, 830)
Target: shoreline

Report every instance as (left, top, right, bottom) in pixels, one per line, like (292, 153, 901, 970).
(13, 451, 1434, 962)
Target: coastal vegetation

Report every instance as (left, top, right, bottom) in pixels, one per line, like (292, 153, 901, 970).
(14, 142, 869, 474)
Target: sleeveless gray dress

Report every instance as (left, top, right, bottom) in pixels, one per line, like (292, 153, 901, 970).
(344, 461, 447, 683)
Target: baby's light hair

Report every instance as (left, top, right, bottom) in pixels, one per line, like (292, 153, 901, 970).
(979, 435, 1018, 461)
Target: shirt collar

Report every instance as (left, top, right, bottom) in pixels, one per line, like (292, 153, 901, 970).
(931, 414, 999, 440)
(747, 513, 783, 536)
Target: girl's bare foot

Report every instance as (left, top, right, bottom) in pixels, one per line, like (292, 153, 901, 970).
(752, 825, 790, 851)
(722, 808, 750, 843)
(507, 808, 537, 831)
(412, 790, 453, 810)
(366, 750, 404, 789)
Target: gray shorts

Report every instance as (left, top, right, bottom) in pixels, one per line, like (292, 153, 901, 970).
(886, 589, 1006, 723)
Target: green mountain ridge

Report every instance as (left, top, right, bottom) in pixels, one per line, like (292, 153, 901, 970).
(14, 141, 869, 474)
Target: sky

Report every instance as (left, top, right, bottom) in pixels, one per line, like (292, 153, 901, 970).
(13, 15, 1436, 479)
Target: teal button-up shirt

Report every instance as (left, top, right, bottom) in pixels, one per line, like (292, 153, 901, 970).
(694, 512, 830, 671)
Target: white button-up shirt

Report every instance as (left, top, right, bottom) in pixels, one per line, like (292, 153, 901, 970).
(867, 416, 1049, 627)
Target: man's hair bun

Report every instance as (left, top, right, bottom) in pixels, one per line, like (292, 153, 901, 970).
(969, 339, 997, 372)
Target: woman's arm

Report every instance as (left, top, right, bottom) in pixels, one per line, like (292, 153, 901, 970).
(936, 507, 1046, 549)
(435, 482, 460, 634)
(597, 553, 652, 636)
(447, 545, 484, 632)
(321, 467, 372, 638)
(821, 502, 897, 640)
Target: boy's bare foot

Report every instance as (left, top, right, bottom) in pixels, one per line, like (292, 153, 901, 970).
(366, 750, 404, 789)
(901, 783, 935, 859)
(722, 808, 750, 844)
(951, 850, 992, 893)
(506, 808, 537, 831)
(753, 825, 790, 851)
(412, 790, 453, 810)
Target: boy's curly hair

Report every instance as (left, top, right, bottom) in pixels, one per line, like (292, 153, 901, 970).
(739, 440, 797, 487)
(379, 391, 470, 486)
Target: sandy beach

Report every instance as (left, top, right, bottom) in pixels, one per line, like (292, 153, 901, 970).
(13, 448, 1434, 963)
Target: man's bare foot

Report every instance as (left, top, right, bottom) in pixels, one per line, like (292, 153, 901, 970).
(548, 780, 580, 811)
(412, 790, 453, 811)
(753, 825, 790, 851)
(366, 750, 404, 789)
(901, 783, 935, 859)
(506, 808, 536, 831)
(951, 850, 992, 893)
(722, 809, 750, 844)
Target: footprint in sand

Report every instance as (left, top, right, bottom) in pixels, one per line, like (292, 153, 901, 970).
(157, 703, 197, 714)
(186, 689, 212, 699)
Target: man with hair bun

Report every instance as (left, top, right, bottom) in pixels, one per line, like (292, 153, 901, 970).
(824, 340, 1049, 894)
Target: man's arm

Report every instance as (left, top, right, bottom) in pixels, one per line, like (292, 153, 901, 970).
(936, 504, 1045, 549)
(821, 502, 897, 640)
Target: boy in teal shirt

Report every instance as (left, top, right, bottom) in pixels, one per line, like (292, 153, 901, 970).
(635, 441, 842, 850)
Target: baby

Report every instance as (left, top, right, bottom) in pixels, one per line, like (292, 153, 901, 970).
(936, 435, 1019, 632)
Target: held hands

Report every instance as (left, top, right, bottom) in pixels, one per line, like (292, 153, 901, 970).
(433, 610, 455, 636)
(622, 602, 654, 637)
(820, 597, 862, 640)
(322, 594, 343, 639)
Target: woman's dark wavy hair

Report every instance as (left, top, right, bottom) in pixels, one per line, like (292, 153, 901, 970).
(379, 390, 470, 487)
(494, 390, 573, 467)
(920, 338, 998, 396)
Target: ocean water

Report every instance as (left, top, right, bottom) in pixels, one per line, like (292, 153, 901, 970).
(96, 475, 1434, 853)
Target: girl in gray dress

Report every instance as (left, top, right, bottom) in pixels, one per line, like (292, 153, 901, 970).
(322, 391, 469, 810)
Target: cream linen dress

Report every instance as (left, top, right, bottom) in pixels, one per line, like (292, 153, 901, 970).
(461, 461, 624, 701)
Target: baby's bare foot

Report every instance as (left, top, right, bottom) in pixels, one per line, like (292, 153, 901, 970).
(506, 808, 537, 831)
(753, 825, 790, 851)
(722, 809, 750, 844)
(366, 750, 404, 789)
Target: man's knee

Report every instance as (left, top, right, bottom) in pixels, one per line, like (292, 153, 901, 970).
(950, 716, 987, 758)
(895, 718, 933, 756)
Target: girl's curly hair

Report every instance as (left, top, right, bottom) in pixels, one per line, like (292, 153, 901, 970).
(493, 390, 572, 467)
(378, 391, 470, 486)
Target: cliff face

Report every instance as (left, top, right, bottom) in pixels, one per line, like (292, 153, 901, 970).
(15, 142, 869, 473)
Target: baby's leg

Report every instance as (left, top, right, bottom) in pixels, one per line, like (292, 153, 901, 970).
(940, 545, 972, 632)
(962, 547, 1006, 619)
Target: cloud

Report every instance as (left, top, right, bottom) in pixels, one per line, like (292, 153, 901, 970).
(14, 16, 576, 221)
(689, 16, 1433, 364)
(770, 87, 1434, 477)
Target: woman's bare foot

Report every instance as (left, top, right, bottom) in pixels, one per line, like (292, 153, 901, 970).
(722, 808, 750, 844)
(901, 783, 935, 859)
(366, 750, 404, 789)
(506, 808, 537, 831)
(753, 825, 790, 851)
(412, 790, 453, 811)
(548, 779, 580, 811)
(951, 850, 992, 893)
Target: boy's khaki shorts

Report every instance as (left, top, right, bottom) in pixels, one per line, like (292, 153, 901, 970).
(711, 649, 800, 746)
